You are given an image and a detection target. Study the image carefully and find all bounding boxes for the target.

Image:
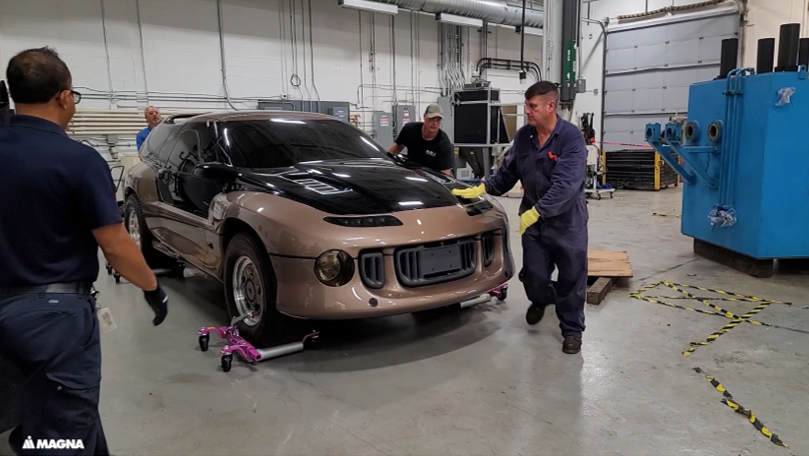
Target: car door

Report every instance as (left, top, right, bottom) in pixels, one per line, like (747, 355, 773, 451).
(137, 125, 179, 247)
(158, 127, 211, 270)
(182, 125, 233, 217)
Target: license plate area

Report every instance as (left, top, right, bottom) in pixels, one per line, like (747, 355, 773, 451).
(421, 245, 461, 277)
(395, 238, 477, 287)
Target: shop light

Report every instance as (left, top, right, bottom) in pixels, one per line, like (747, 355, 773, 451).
(338, 0, 398, 15)
(436, 13, 483, 28)
(515, 25, 544, 37)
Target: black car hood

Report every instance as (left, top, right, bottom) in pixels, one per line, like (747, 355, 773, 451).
(235, 159, 465, 215)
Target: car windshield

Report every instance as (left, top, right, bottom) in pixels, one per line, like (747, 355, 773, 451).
(217, 118, 388, 169)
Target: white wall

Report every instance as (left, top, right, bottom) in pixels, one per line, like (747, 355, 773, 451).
(741, 0, 809, 66)
(574, 0, 809, 145)
(0, 0, 543, 137)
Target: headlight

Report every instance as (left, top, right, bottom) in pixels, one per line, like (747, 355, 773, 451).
(314, 250, 355, 286)
(323, 215, 403, 227)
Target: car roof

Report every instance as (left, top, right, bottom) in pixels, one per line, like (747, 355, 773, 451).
(163, 110, 341, 124)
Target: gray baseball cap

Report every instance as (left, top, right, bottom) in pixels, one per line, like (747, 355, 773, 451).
(424, 103, 443, 119)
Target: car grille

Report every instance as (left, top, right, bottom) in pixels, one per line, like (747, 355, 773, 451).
(482, 232, 495, 267)
(394, 238, 477, 287)
(359, 251, 385, 289)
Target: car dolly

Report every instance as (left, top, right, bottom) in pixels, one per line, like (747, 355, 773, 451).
(458, 282, 509, 309)
(489, 283, 508, 301)
(198, 311, 319, 372)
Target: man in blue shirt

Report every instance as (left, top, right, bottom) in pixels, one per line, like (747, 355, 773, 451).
(136, 106, 161, 151)
(453, 81, 588, 354)
(0, 47, 169, 455)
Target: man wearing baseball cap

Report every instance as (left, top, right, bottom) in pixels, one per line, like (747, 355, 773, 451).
(388, 103, 454, 175)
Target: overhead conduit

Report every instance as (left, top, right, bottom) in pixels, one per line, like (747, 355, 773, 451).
(373, 0, 544, 27)
(70, 0, 546, 143)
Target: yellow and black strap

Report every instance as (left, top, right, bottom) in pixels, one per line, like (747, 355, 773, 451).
(630, 283, 809, 336)
(683, 301, 772, 356)
(668, 282, 791, 305)
(694, 367, 786, 447)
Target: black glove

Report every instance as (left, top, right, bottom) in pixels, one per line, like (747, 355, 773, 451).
(144, 282, 168, 326)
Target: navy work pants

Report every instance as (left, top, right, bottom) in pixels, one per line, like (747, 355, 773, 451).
(0, 290, 108, 455)
(521, 219, 588, 336)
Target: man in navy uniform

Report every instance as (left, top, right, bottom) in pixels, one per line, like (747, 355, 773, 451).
(0, 47, 169, 454)
(453, 81, 588, 354)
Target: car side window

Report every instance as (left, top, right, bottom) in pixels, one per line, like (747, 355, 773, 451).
(166, 129, 201, 174)
(144, 124, 173, 162)
(192, 123, 226, 165)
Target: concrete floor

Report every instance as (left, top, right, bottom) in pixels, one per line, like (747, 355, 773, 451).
(3, 187, 809, 456)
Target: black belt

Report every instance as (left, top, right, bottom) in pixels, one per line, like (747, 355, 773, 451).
(0, 282, 94, 298)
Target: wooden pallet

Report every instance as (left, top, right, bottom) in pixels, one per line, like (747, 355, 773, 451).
(693, 239, 809, 278)
(586, 249, 633, 305)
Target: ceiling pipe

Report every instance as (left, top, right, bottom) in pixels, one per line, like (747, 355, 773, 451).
(372, 0, 544, 28)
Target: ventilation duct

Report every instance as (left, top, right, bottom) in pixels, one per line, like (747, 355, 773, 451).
(372, 0, 544, 28)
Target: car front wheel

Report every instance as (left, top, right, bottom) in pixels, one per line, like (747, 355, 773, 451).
(223, 232, 289, 348)
(124, 195, 163, 267)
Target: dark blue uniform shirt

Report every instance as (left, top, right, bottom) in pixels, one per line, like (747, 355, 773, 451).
(485, 115, 587, 225)
(0, 115, 122, 286)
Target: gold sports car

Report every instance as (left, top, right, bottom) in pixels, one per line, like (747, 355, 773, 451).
(123, 110, 514, 346)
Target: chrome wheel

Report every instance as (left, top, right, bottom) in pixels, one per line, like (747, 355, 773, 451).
(127, 209, 141, 247)
(232, 256, 263, 327)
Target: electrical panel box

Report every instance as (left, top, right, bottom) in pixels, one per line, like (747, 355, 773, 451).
(328, 107, 349, 123)
(393, 104, 416, 138)
(453, 88, 509, 146)
(372, 112, 393, 145)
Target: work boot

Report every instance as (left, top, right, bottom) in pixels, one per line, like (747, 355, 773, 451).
(562, 335, 582, 354)
(525, 303, 546, 325)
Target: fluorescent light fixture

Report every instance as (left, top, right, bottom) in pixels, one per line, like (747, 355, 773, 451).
(339, 0, 398, 15)
(399, 201, 423, 206)
(436, 13, 483, 28)
(515, 25, 543, 36)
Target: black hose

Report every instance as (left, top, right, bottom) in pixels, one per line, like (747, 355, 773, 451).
(520, 0, 526, 80)
(476, 58, 542, 81)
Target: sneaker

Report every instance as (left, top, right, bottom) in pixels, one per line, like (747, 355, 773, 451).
(562, 335, 582, 354)
(525, 303, 546, 325)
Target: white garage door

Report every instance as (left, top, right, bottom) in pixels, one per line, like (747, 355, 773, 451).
(602, 6, 741, 151)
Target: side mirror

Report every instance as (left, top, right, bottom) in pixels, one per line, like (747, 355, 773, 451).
(193, 163, 237, 182)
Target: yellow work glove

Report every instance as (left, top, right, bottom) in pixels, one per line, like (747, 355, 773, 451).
(519, 207, 541, 234)
(452, 183, 486, 199)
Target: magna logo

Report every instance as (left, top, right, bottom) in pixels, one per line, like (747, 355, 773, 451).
(22, 435, 85, 450)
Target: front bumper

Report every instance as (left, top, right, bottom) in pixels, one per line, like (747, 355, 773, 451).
(272, 231, 514, 319)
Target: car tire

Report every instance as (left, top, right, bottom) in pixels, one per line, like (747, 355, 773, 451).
(223, 232, 288, 348)
(124, 195, 166, 267)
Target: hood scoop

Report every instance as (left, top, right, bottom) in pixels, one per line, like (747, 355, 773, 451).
(282, 173, 353, 195)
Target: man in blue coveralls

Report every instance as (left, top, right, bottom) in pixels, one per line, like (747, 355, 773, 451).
(453, 81, 588, 354)
(136, 106, 161, 151)
(0, 47, 169, 455)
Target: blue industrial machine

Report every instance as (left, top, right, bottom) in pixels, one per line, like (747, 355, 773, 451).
(645, 23, 809, 276)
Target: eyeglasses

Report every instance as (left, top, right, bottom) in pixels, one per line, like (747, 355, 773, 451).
(54, 89, 81, 104)
(69, 90, 81, 104)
